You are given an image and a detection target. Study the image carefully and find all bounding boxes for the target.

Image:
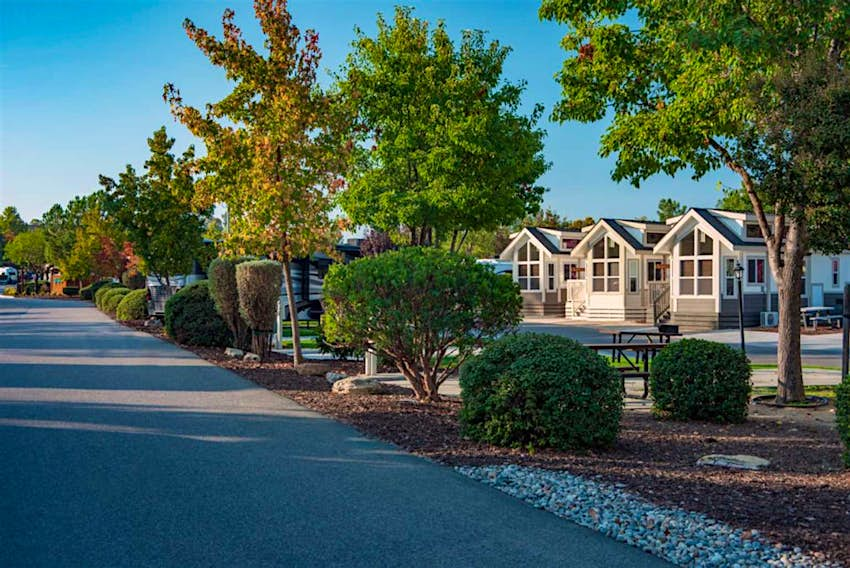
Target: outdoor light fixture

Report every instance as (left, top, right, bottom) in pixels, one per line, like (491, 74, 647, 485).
(734, 262, 746, 354)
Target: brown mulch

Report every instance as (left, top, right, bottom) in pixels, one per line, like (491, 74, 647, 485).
(124, 319, 850, 565)
(754, 326, 843, 335)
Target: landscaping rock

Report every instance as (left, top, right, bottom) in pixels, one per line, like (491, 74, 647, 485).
(295, 362, 334, 376)
(143, 318, 163, 329)
(325, 371, 347, 384)
(697, 454, 770, 470)
(243, 352, 261, 362)
(331, 376, 387, 395)
(224, 347, 244, 358)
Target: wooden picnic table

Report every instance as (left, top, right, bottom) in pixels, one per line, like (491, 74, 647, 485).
(801, 306, 841, 330)
(585, 342, 669, 399)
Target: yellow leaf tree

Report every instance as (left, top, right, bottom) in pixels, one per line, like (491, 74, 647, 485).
(164, 0, 352, 363)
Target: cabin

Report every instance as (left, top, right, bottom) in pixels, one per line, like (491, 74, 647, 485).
(497, 208, 850, 328)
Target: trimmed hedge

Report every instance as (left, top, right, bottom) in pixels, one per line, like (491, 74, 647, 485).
(121, 271, 147, 290)
(459, 333, 623, 450)
(102, 288, 130, 314)
(62, 286, 80, 296)
(116, 289, 148, 321)
(837, 375, 850, 468)
(82, 279, 114, 301)
(94, 282, 122, 308)
(650, 339, 751, 423)
(164, 281, 230, 347)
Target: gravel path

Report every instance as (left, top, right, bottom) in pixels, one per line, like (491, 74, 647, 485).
(458, 465, 841, 568)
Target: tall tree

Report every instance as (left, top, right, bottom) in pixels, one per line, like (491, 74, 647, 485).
(336, 7, 549, 250)
(164, 0, 352, 364)
(0, 206, 28, 261)
(5, 229, 47, 290)
(657, 198, 686, 222)
(716, 185, 754, 212)
(42, 194, 101, 280)
(100, 127, 208, 287)
(540, 0, 850, 402)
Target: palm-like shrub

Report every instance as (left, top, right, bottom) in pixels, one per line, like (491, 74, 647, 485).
(650, 339, 752, 423)
(460, 333, 623, 450)
(116, 289, 148, 321)
(102, 288, 130, 314)
(208, 258, 250, 351)
(164, 280, 230, 346)
(323, 247, 522, 401)
(236, 260, 282, 358)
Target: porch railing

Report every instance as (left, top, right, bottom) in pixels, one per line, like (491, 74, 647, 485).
(564, 280, 587, 318)
(649, 282, 671, 324)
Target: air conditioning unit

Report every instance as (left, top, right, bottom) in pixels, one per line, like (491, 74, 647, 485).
(760, 311, 779, 327)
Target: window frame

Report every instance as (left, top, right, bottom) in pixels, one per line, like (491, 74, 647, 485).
(831, 258, 840, 288)
(591, 236, 621, 293)
(516, 241, 542, 291)
(746, 256, 766, 286)
(677, 229, 714, 297)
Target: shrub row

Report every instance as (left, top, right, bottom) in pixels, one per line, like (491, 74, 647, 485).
(116, 289, 148, 321)
(164, 281, 230, 347)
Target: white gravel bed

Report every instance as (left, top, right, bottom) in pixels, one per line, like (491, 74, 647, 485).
(457, 465, 840, 567)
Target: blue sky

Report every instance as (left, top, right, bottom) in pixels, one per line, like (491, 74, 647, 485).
(0, 0, 738, 223)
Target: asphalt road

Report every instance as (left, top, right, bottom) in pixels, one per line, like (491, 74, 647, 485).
(0, 297, 666, 568)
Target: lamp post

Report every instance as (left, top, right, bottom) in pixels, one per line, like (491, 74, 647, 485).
(734, 262, 746, 354)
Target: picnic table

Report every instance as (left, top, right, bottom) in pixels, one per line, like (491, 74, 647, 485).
(607, 327, 682, 346)
(801, 306, 842, 330)
(585, 342, 669, 399)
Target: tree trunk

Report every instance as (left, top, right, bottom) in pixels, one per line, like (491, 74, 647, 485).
(775, 217, 807, 403)
(281, 259, 303, 365)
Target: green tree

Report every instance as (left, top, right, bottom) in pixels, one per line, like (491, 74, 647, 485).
(164, 0, 352, 364)
(657, 198, 686, 222)
(0, 206, 28, 261)
(41, 194, 102, 282)
(336, 7, 549, 250)
(5, 229, 47, 290)
(716, 185, 754, 212)
(100, 127, 208, 287)
(540, 0, 850, 402)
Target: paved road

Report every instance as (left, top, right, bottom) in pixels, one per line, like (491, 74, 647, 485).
(0, 298, 666, 568)
(520, 318, 845, 368)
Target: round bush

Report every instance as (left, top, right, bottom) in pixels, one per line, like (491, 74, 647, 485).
(164, 281, 231, 347)
(102, 288, 130, 314)
(116, 289, 148, 321)
(94, 282, 122, 308)
(650, 339, 751, 423)
(81, 279, 112, 301)
(121, 271, 147, 290)
(459, 333, 623, 450)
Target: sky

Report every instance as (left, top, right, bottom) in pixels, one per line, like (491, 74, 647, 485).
(0, 0, 740, 223)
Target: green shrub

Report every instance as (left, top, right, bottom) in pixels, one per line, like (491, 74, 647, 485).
(164, 281, 231, 347)
(650, 339, 751, 423)
(62, 286, 80, 296)
(208, 258, 250, 350)
(102, 288, 130, 314)
(94, 282, 122, 308)
(121, 271, 147, 290)
(836, 375, 850, 468)
(3, 286, 16, 296)
(81, 279, 113, 301)
(459, 333, 623, 450)
(317, 315, 363, 360)
(116, 289, 148, 321)
(323, 247, 522, 401)
(236, 260, 282, 358)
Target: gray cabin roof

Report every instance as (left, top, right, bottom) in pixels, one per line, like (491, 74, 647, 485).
(525, 227, 566, 255)
(601, 219, 653, 252)
(692, 208, 749, 247)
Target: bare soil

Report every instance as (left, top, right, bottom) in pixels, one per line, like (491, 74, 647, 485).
(123, 320, 850, 565)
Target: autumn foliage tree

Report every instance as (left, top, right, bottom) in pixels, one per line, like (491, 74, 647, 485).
(164, 0, 352, 364)
(540, 0, 850, 403)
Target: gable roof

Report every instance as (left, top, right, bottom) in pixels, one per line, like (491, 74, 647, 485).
(653, 208, 764, 253)
(601, 219, 653, 252)
(526, 227, 563, 255)
(692, 208, 748, 247)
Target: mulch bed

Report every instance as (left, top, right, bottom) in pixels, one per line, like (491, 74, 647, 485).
(123, 320, 850, 565)
(754, 326, 843, 335)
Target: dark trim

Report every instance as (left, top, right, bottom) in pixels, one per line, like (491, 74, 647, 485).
(525, 227, 565, 255)
(601, 219, 653, 251)
(691, 208, 751, 247)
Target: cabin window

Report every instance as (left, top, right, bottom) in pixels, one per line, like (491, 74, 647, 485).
(561, 238, 580, 250)
(547, 263, 556, 291)
(645, 232, 664, 245)
(832, 258, 840, 287)
(516, 242, 541, 290)
(647, 260, 667, 282)
(678, 229, 713, 296)
(747, 257, 765, 285)
(591, 236, 620, 292)
(628, 259, 639, 293)
(723, 258, 737, 297)
(563, 263, 579, 281)
(746, 223, 761, 238)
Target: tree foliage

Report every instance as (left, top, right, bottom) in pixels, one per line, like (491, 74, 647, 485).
(323, 247, 523, 401)
(336, 7, 549, 248)
(540, 0, 850, 402)
(164, 0, 352, 364)
(656, 198, 686, 222)
(5, 229, 46, 276)
(716, 185, 754, 212)
(0, 206, 28, 261)
(101, 127, 207, 286)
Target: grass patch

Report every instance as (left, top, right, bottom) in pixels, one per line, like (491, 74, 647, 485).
(751, 363, 841, 371)
(752, 385, 837, 400)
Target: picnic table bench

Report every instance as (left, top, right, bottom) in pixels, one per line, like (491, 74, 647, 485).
(810, 314, 843, 330)
(585, 342, 669, 399)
